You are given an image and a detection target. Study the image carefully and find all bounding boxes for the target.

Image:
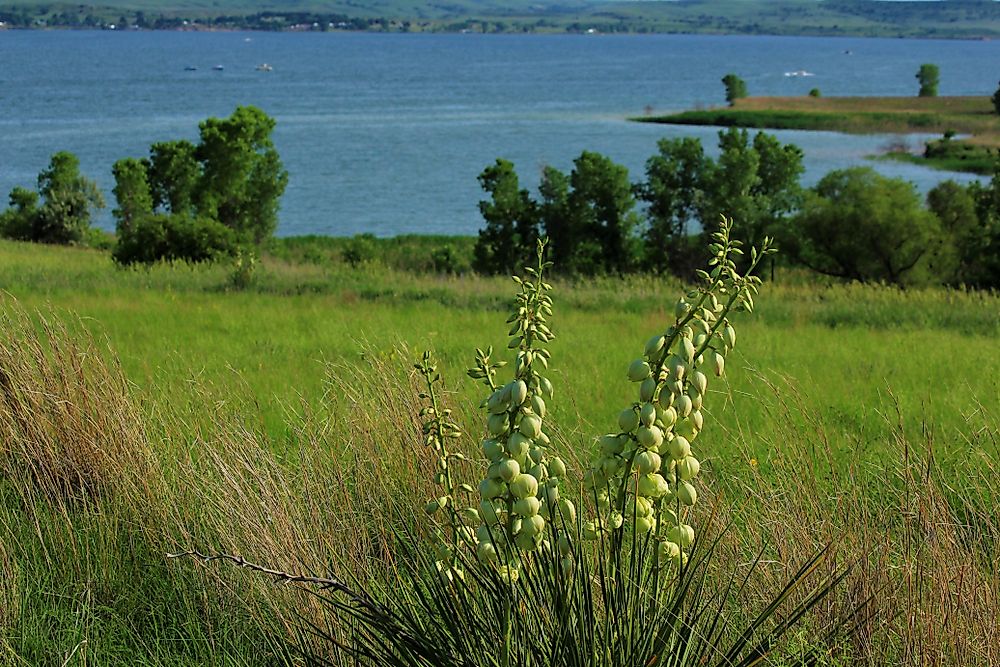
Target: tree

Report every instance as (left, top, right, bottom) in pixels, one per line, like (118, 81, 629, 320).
(145, 140, 199, 215)
(786, 167, 943, 285)
(699, 129, 803, 251)
(926, 180, 982, 285)
(638, 137, 707, 273)
(0, 152, 104, 245)
(537, 165, 574, 270)
(916, 63, 939, 97)
(111, 106, 287, 264)
(992, 80, 1000, 116)
(111, 158, 153, 232)
(721, 73, 747, 106)
(567, 151, 640, 274)
(195, 106, 288, 244)
(473, 159, 539, 274)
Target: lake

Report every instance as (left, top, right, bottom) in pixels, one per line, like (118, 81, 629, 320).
(0, 30, 996, 237)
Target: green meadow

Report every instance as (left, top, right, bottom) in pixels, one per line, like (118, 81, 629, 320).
(1, 237, 998, 665)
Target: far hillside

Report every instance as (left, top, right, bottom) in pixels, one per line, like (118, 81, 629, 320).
(2, 0, 1000, 37)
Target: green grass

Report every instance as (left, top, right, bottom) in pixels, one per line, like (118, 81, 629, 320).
(1, 238, 998, 664)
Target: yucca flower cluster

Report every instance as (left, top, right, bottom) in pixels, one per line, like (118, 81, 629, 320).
(465, 241, 575, 578)
(584, 219, 775, 568)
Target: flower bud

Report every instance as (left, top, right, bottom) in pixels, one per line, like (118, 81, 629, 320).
(723, 324, 736, 350)
(667, 435, 691, 460)
(510, 380, 528, 407)
(639, 402, 656, 427)
(479, 478, 504, 500)
(530, 394, 546, 418)
(519, 413, 542, 439)
(539, 376, 554, 399)
(548, 457, 567, 478)
(639, 377, 657, 402)
(635, 515, 655, 534)
(510, 473, 539, 499)
(482, 439, 504, 461)
(628, 359, 652, 382)
(677, 481, 698, 506)
(506, 432, 531, 459)
(476, 541, 498, 563)
(513, 496, 541, 517)
(675, 394, 693, 418)
(637, 473, 668, 498)
(487, 413, 509, 437)
(678, 456, 701, 481)
(674, 298, 690, 319)
(691, 370, 707, 395)
(645, 334, 666, 359)
(425, 497, 447, 514)
(498, 458, 520, 483)
(619, 409, 640, 433)
(667, 523, 695, 547)
(634, 450, 661, 475)
(712, 350, 725, 377)
(636, 424, 664, 450)
(678, 337, 695, 363)
(600, 434, 625, 456)
(557, 498, 576, 524)
(658, 540, 682, 565)
(480, 499, 503, 525)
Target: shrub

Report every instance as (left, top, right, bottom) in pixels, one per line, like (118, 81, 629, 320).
(808, 88, 822, 98)
(343, 233, 378, 267)
(112, 213, 236, 266)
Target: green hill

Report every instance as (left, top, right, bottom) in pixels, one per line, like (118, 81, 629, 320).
(2, 0, 1000, 37)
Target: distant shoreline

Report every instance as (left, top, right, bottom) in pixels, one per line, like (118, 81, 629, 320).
(634, 95, 999, 175)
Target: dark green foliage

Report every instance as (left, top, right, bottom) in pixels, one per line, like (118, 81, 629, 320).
(926, 180, 983, 285)
(0, 151, 104, 245)
(112, 157, 154, 231)
(343, 233, 379, 267)
(993, 81, 1000, 115)
(808, 88, 821, 98)
(111, 213, 236, 266)
(638, 137, 708, 275)
(146, 140, 200, 215)
(195, 106, 288, 245)
(566, 151, 641, 274)
(785, 167, 943, 285)
(963, 162, 1000, 288)
(916, 63, 939, 98)
(111, 106, 287, 264)
(473, 159, 539, 274)
(722, 73, 748, 106)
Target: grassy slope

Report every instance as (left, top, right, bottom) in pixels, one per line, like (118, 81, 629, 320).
(6, 0, 1000, 36)
(1, 239, 998, 664)
(1, 238, 997, 464)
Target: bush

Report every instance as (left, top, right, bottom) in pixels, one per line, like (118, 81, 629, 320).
(0, 152, 104, 246)
(808, 88, 821, 98)
(112, 213, 237, 266)
(783, 167, 944, 285)
(343, 233, 378, 267)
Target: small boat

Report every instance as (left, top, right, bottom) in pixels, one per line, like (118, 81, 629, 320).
(184, 65, 197, 71)
(212, 64, 224, 71)
(255, 63, 273, 72)
(783, 70, 815, 77)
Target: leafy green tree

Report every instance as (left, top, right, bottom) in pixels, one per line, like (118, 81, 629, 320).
(992, 80, 1000, 116)
(537, 165, 574, 270)
(195, 106, 288, 244)
(145, 140, 200, 215)
(566, 151, 640, 274)
(0, 187, 39, 240)
(111, 106, 287, 264)
(925, 180, 979, 284)
(721, 73, 747, 106)
(473, 159, 539, 274)
(964, 160, 1000, 287)
(699, 129, 804, 251)
(916, 63, 939, 97)
(111, 158, 153, 232)
(786, 167, 943, 285)
(638, 137, 707, 273)
(0, 152, 104, 245)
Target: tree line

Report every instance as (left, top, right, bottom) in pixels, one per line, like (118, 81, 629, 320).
(472, 128, 1000, 288)
(0, 106, 287, 266)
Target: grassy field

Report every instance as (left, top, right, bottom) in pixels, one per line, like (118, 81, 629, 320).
(639, 95, 1000, 175)
(1, 238, 998, 664)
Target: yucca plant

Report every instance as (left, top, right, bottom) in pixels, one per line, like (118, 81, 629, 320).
(177, 221, 860, 666)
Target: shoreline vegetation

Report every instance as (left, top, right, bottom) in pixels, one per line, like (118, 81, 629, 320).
(635, 95, 1000, 175)
(2, 0, 1000, 38)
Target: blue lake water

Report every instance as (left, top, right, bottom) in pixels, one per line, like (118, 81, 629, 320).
(0, 30, 996, 236)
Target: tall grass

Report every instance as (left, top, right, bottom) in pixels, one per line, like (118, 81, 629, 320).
(0, 239, 998, 664)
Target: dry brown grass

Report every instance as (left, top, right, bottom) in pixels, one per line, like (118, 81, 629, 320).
(733, 95, 995, 115)
(708, 373, 1000, 667)
(0, 303, 155, 507)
